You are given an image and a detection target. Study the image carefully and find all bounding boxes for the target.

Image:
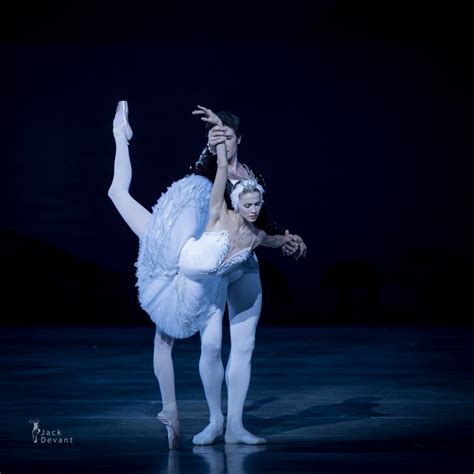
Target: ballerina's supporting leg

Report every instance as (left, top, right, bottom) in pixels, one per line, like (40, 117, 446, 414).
(154, 328, 180, 449)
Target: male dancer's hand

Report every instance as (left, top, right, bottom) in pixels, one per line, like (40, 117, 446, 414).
(282, 234, 307, 260)
(207, 125, 227, 154)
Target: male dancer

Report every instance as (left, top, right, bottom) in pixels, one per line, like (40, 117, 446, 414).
(190, 107, 306, 445)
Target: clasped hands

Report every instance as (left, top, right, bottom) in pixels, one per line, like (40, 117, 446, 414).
(282, 231, 307, 260)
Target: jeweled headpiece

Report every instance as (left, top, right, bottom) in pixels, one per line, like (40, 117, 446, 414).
(230, 171, 265, 211)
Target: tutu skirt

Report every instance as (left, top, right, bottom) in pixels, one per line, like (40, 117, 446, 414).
(135, 174, 222, 338)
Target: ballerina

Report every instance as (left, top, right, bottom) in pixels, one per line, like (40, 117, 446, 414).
(108, 101, 297, 449)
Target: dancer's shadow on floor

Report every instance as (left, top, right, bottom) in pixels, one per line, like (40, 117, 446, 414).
(240, 396, 390, 436)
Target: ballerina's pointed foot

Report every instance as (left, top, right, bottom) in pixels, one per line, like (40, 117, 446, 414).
(192, 420, 224, 445)
(224, 427, 266, 445)
(113, 100, 133, 141)
(157, 411, 180, 450)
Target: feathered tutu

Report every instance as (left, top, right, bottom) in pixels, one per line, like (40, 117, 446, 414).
(135, 174, 217, 338)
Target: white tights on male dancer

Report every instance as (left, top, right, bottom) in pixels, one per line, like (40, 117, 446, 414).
(193, 265, 266, 445)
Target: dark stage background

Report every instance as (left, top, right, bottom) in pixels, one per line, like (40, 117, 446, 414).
(2, 1, 473, 327)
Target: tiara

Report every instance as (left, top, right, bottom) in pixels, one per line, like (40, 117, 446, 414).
(246, 168, 260, 184)
(230, 177, 265, 210)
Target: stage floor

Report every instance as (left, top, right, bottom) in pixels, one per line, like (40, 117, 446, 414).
(1, 324, 473, 473)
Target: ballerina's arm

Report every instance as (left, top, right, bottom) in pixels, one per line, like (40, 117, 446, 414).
(206, 137, 229, 225)
(192, 105, 228, 228)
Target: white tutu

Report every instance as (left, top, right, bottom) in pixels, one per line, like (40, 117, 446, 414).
(135, 174, 219, 338)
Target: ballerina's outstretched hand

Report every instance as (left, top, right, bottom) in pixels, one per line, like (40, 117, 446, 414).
(192, 105, 223, 127)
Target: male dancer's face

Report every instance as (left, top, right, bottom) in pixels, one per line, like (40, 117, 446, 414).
(238, 191, 262, 223)
(223, 126, 241, 161)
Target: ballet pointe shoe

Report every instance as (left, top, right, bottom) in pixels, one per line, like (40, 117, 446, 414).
(113, 100, 133, 141)
(157, 411, 180, 450)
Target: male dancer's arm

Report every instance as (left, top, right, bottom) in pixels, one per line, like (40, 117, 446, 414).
(251, 166, 284, 236)
(191, 145, 235, 210)
(191, 145, 218, 182)
(258, 229, 295, 249)
(191, 127, 306, 259)
(250, 165, 306, 259)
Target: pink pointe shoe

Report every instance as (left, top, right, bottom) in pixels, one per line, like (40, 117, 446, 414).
(113, 100, 133, 141)
(157, 411, 180, 450)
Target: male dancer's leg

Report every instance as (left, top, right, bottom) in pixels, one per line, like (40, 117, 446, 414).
(225, 263, 266, 444)
(193, 287, 228, 445)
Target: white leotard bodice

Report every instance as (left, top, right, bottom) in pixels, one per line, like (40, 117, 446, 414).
(178, 230, 253, 280)
(135, 174, 255, 338)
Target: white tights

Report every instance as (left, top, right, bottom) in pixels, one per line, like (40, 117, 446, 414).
(193, 269, 265, 445)
(153, 329, 178, 418)
(108, 132, 151, 238)
(151, 258, 265, 445)
(109, 129, 264, 442)
(109, 131, 178, 419)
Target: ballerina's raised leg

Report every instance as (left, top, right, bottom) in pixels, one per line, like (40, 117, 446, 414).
(108, 100, 151, 239)
(108, 101, 179, 449)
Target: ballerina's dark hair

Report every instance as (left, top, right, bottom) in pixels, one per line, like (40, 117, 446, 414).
(205, 111, 242, 137)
